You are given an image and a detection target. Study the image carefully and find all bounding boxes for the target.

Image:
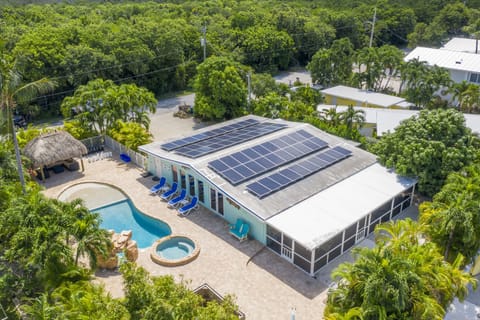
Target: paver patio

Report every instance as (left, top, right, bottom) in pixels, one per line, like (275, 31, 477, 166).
(42, 156, 329, 319)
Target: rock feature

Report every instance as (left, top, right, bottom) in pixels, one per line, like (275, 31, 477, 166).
(97, 230, 138, 270)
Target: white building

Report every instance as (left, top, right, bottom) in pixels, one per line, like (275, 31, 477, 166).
(442, 37, 480, 54)
(404, 47, 480, 85)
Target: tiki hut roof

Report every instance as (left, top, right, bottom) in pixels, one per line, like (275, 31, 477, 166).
(23, 131, 88, 168)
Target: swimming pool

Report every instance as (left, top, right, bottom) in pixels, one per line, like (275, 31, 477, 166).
(93, 199, 171, 249)
(151, 235, 200, 266)
(59, 183, 171, 249)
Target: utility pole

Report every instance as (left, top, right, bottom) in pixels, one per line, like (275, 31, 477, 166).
(201, 23, 207, 61)
(369, 7, 377, 48)
(247, 71, 252, 110)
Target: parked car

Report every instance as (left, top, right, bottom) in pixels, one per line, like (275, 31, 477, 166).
(13, 115, 27, 129)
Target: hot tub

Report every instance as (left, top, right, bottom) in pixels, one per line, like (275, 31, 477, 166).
(151, 235, 200, 267)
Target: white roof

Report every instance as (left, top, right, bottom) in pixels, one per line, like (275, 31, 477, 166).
(445, 299, 480, 320)
(405, 47, 480, 73)
(442, 37, 480, 54)
(267, 163, 416, 250)
(321, 85, 406, 108)
(324, 106, 480, 136)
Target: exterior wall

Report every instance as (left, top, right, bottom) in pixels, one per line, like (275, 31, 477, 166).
(148, 155, 267, 244)
(324, 94, 386, 108)
(449, 69, 468, 83)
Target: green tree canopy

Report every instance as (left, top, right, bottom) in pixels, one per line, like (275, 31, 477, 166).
(371, 108, 479, 196)
(193, 56, 248, 121)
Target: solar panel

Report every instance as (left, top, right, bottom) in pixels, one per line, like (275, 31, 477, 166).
(246, 146, 352, 198)
(209, 130, 328, 185)
(173, 122, 287, 158)
(160, 118, 259, 151)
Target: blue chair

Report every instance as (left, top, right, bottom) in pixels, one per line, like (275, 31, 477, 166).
(178, 196, 199, 216)
(160, 182, 178, 201)
(229, 219, 250, 242)
(150, 177, 167, 194)
(120, 153, 131, 163)
(167, 189, 187, 208)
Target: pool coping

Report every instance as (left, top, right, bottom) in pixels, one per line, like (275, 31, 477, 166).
(150, 235, 201, 267)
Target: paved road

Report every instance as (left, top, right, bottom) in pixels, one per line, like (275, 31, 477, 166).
(155, 93, 195, 114)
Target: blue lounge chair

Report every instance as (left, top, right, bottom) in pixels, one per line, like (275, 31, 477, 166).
(167, 189, 187, 208)
(160, 182, 178, 201)
(229, 219, 249, 242)
(150, 177, 167, 194)
(178, 196, 199, 216)
(120, 153, 131, 163)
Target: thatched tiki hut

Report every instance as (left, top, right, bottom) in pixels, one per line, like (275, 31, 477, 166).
(23, 131, 88, 180)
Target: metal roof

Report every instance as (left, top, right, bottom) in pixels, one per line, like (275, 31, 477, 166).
(321, 85, 407, 108)
(140, 115, 377, 221)
(404, 47, 480, 73)
(267, 163, 416, 250)
(442, 37, 480, 54)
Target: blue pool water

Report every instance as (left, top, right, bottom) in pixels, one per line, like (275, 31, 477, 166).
(156, 237, 195, 260)
(93, 199, 171, 249)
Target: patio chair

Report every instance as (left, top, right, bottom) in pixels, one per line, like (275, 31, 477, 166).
(160, 182, 178, 201)
(229, 219, 249, 242)
(178, 196, 199, 216)
(167, 189, 187, 208)
(150, 177, 167, 194)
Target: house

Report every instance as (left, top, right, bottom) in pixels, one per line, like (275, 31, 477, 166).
(442, 37, 480, 54)
(321, 85, 412, 109)
(322, 105, 480, 136)
(404, 47, 480, 84)
(139, 115, 416, 276)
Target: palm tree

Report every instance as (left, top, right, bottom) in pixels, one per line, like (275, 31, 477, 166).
(319, 106, 341, 126)
(339, 105, 365, 131)
(0, 53, 56, 193)
(70, 211, 110, 269)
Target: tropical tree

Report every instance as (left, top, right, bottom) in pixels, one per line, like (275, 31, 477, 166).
(307, 38, 354, 88)
(193, 56, 248, 121)
(108, 120, 153, 152)
(325, 219, 476, 320)
(370, 108, 479, 196)
(339, 106, 365, 132)
(60, 79, 157, 135)
(420, 164, 480, 263)
(449, 81, 480, 113)
(0, 51, 56, 193)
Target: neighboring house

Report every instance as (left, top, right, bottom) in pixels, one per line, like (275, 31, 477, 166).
(321, 85, 412, 109)
(323, 105, 480, 136)
(404, 46, 480, 85)
(442, 37, 480, 54)
(139, 115, 416, 276)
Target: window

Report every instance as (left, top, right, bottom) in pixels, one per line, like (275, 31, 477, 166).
(188, 175, 195, 196)
(267, 225, 282, 242)
(470, 72, 480, 84)
(180, 170, 186, 189)
(171, 165, 178, 183)
(217, 192, 224, 215)
(197, 180, 205, 203)
(210, 188, 217, 211)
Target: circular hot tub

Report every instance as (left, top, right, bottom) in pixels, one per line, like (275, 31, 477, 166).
(151, 235, 200, 267)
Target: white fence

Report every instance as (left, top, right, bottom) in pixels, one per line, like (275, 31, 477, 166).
(81, 135, 147, 169)
(104, 135, 147, 169)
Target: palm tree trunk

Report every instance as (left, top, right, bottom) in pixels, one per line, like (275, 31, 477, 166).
(11, 118, 26, 194)
(444, 230, 454, 261)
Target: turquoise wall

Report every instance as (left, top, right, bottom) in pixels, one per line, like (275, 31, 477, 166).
(147, 156, 267, 244)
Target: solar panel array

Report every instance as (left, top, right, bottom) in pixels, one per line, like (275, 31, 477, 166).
(161, 118, 259, 151)
(173, 122, 287, 158)
(208, 130, 328, 185)
(246, 146, 352, 198)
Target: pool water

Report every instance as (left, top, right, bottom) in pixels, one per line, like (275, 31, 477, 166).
(156, 237, 195, 260)
(93, 199, 171, 249)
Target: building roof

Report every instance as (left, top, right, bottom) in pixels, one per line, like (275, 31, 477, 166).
(442, 37, 480, 54)
(404, 47, 480, 73)
(321, 85, 407, 108)
(327, 106, 480, 136)
(266, 163, 416, 250)
(140, 115, 377, 221)
(23, 131, 88, 168)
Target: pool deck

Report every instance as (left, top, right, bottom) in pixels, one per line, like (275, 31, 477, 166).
(42, 156, 330, 319)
